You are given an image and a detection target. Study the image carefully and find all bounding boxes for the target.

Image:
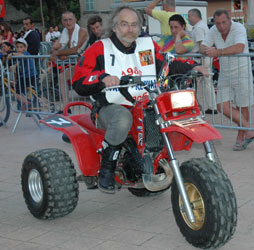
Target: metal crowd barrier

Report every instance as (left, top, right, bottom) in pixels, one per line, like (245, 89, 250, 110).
(0, 60, 8, 127)
(5, 54, 87, 133)
(39, 41, 53, 55)
(175, 52, 254, 132)
(2, 52, 254, 133)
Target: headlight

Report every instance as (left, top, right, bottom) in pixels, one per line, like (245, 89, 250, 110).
(171, 91, 195, 109)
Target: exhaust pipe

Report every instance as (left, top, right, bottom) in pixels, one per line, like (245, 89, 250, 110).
(142, 159, 173, 192)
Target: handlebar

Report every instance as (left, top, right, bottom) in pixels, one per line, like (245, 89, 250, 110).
(102, 75, 147, 91)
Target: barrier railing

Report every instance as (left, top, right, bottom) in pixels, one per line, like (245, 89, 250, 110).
(4, 54, 87, 133)
(0, 60, 9, 127)
(2, 52, 254, 133)
(176, 52, 254, 131)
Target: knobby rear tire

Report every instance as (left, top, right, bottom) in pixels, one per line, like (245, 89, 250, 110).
(21, 148, 79, 220)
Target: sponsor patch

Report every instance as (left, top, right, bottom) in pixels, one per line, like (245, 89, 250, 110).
(137, 126, 143, 131)
(139, 50, 154, 66)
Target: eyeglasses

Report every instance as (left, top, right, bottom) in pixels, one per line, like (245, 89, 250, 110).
(63, 18, 75, 22)
(118, 21, 139, 29)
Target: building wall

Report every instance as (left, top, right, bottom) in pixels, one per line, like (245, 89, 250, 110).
(94, 0, 112, 11)
(203, 0, 248, 22)
(4, 0, 28, 32)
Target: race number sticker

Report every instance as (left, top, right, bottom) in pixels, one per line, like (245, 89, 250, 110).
(139, 50, 154, 66)
(43, 116, 73, 128)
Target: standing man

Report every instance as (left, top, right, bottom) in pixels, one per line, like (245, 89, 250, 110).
(188, 8, 217, 114)
(201, 9, 254, 151)
(23, 17, 41, 87)
(0, 0, 5, 22)
(50, 11, 88, 110)
(23, 17, 41, 55)
(145, 0, 178, 35)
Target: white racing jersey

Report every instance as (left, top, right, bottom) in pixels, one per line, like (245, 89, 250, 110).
(102, 37, 157, 105)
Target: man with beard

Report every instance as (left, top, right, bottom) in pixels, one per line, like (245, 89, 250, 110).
(72, 6, 207, 194)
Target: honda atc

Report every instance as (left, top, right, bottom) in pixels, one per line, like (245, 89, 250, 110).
(21, 53, 237, 249)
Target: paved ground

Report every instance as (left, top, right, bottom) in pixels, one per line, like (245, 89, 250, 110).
(0, 111, 254, 250)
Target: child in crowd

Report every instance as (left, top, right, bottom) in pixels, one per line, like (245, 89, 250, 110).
(8, 38, 36, 109)
(0, 41, 14, 67)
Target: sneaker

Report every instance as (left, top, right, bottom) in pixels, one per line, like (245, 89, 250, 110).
(205, 109, 218, 114)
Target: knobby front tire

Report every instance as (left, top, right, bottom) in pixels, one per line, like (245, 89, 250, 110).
(171, 158, 237, 249)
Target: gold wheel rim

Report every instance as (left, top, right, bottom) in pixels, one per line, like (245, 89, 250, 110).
(179, 182, 205, 230)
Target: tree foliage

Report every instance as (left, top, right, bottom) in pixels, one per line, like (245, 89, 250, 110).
(9, 0, 80, 27)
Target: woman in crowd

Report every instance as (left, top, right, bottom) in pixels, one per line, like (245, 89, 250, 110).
(0, 41, 14, 67)
(158, 14, 193, 55)
(157, 14, 208, 79)
(0, 22, 14, 45)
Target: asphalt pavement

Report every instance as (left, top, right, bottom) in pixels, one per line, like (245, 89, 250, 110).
(0, 111, 254, 250)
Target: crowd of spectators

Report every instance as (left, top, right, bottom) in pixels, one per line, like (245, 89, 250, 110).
(0, 1, 253, 152)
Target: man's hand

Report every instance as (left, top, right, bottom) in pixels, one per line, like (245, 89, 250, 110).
(102, 76, 120, 87)
(176, 30, 186, 39)
(145, 0, 162, 17)
(193, 65, 209, 77)
(49, 50, 58, 63)
(203, 47, 220, 57)
(58, 56, 68, 60)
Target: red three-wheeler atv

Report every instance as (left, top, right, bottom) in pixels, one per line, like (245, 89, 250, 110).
(21, 53, 237, 249)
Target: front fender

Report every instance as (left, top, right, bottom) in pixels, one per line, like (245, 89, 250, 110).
(41, 115, 102, 176)
(161, 120, 222, 150)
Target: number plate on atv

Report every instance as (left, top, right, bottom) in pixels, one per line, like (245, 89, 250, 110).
(43, 115, 73, 128)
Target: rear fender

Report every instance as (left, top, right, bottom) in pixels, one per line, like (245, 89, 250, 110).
(41, 115, 102, 176)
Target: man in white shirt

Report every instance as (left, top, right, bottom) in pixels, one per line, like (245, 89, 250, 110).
(50, 11, 88, 110)
(188, 8, 217, 115)
(201, 8, 254, 151)
(45, 26, 56, 42)
(53, 25, 61, 39)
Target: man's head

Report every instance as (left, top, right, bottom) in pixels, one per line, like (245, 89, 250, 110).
(54, 25, 59, 31)
(188, 9, 202, 26)
(162, 0, 176, 12)
(169, 14, 186, 37)
(23, 17, 34, 32)
(109, 6, 142, 47)
(15, 38, 27, 53)
(87, 15, 103, 39)
(49, 26, 54, 33)
(213, 9, 231, 37)
(61, 11, 76, 30)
